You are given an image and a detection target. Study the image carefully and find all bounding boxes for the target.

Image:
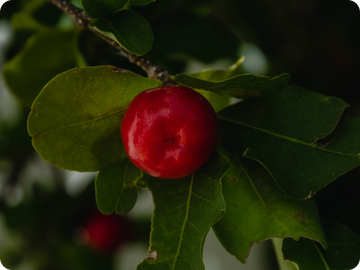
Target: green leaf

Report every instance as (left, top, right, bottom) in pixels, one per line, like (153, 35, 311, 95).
(212, 144, 327, 263)
(81, 0, 130, 18)
(96, 159, 142, 215)
(89, 10, 153, 56)
(3, 28, 83, 107)
(11, 12, 44, 31)
(217, 85, 360, 199)
(28, 65, 162, 172)
(136, 151, 229, 270)
(174, 71, 290, 99)
(13, 0, 63, 28)
(177, 56, 245, 82)
(128, 0, 156, 6)
(283, 220, 360, 270)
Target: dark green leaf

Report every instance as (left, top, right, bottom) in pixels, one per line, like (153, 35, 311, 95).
(96, 159, 142, 215)
(213, 144, 327, 263)
(81, 0, 129, 18)
(128, 0, 155, 6)
(89, 10, 153, 56)
(174, 72, 290, 99)
(283, 220, 360, 270)
(136, 151, 229, 270)
(28, 66, 162, 172)
(217, 85, 360, 199)
(3, 28, 83, 107)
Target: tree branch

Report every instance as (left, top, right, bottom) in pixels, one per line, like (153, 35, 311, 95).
(48, 0, 176, 85)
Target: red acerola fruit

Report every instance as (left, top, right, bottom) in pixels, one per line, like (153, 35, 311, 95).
(121, 85, 218, 179)
(84, 211, 132, 253)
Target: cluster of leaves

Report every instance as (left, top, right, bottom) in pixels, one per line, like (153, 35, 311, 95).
(2, 0, 360, 270)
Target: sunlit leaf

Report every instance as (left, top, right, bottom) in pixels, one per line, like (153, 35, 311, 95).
(283, 220, 360, 270)
(96, 159, 142, 215)
(217, 85, 360, 199)
(175, 72, 289, 99)
(213, 144, 327, 263)
(136, 151, 229, 270)
(89, 10, 153, 56)
(28, 66, 162, 171)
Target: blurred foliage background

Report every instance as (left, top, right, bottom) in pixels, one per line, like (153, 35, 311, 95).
(0, 0, 359, 269)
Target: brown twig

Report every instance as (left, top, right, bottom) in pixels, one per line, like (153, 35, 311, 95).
(48, 0, 176, 85)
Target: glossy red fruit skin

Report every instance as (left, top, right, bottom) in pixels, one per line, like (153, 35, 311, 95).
(121, 85, 218, 179)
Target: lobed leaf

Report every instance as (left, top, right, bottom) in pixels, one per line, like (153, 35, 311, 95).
(28, 65, 162, 172)
(174, 71, 289, 99)
(217, 85, 360, 199)
(3, 28, 82, 107)
(96, 159, 142, 215)
(213, 144, 327, 263)
(136, 151, 229, 270)
(81, 0, 130, 18)
(89, 10, 153, 56)
(283, 220, 360, 270)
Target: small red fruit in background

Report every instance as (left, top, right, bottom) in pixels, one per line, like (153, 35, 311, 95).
(121, 85, 218, 179)
(82, 211, 132, 253)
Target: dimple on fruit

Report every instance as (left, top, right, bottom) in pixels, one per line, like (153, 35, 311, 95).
(121, 85, 218, 179)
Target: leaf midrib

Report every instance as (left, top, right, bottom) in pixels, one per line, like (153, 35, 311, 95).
(32, 107, 127, 137)
(218, 116, 358, 157)
(313, 241, 330, 270)
(236, 154, 291, 234)
(172, 174, 193, 270)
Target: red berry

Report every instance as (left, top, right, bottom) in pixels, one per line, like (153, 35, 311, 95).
(121, 85, 218, 179)
(85, 211, 132, 253)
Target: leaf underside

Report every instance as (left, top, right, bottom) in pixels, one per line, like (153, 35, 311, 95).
(174, 72, 290, 99)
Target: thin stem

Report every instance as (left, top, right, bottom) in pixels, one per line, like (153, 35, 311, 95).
(48, 0, 176, 85)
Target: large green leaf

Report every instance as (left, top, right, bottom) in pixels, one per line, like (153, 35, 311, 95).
(212, 144, 327, 263)
(96, 159, 142, 215)
(136, 151, 229, 270)
(28, 66, 162, 172)
(3, 28, 83, 107)
(217, 85, 360, 199)
(89, 10, 153, 56)
(283, 220, 360, 270)
(81, 0, 129, 18)
(174, 72, 290, 99)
